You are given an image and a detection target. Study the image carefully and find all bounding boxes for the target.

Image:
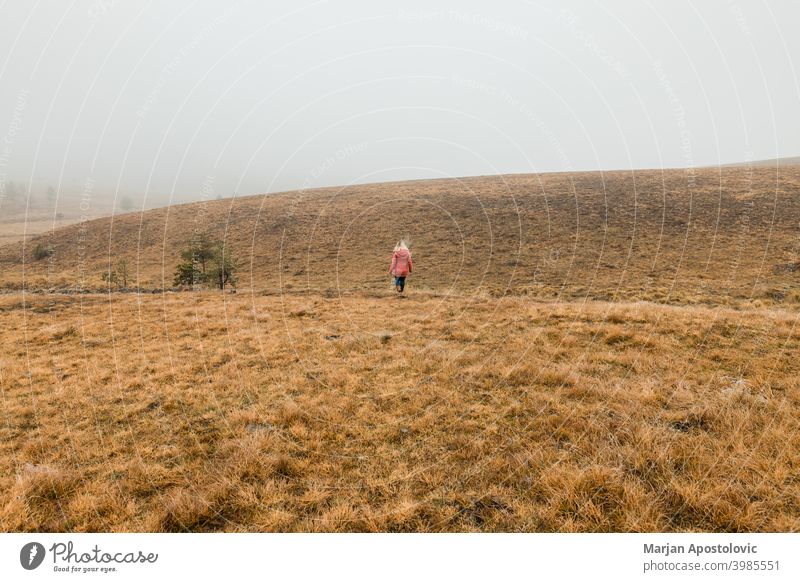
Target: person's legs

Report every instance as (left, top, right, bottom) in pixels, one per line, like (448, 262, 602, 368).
(397, 277, 405, 293)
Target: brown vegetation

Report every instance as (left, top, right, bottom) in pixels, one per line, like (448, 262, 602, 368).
(1, 166, 800, 532)
(1, 166, 800, 307)
(0, 292, 798, 532)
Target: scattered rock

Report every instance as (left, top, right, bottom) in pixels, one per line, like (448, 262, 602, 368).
(721, 377, 749, 397)
(245, 422, 275, 434)
(456, 496, 512, 526)
(721, 377, 768, 404)
(668, 412, 712, 433)
(18, 463, 59, 479)
(772, 262, 799, 274)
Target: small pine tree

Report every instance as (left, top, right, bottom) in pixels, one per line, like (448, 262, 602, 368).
(116, 259, 129, 288)
(101, 269, 118, 287)
(100, 260, 129, 289)
(33, 243, 54, 260)
(173, 236, 239, 290)
(208, 243, 240, 290)
(180, 234, 216, 277)
(173, 261, 203, 288)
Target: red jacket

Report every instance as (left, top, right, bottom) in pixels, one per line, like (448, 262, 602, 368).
(389, 248, 412, 277)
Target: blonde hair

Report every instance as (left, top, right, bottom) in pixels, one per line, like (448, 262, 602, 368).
(395, 239, 409, 250)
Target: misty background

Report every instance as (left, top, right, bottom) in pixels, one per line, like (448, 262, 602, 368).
(0, 0, 798, 212)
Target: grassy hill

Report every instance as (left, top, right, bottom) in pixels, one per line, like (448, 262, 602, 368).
(721, 155, 800, 168)
(2, 166, 800, 306)
(2, 167, 800, 533)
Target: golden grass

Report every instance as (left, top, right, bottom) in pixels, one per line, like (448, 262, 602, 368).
(2, 167, 799, 532)
(1, 291, 798, 532)
(2, 167, 800, 308)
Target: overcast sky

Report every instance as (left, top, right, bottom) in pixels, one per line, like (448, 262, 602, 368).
(0, 0, 798, 203)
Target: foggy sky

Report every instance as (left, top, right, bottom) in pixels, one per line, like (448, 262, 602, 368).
(1, 0, 798, 204)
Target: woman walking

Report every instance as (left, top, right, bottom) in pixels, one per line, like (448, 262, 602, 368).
(388, 240, 413, 294)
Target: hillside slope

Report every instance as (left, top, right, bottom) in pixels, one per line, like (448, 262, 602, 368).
(2, 167, 799, 305)
(721, 156, 800, 168)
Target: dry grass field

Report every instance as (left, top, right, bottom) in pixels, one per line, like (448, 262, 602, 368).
(1, 166, 800, 532)
(2, 166, 800, 307)
(1, 292, 798, 532)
